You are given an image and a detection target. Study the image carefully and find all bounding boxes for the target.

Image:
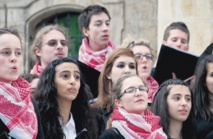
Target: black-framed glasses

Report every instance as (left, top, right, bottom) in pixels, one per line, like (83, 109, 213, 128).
(43, 39, 68, 47)
(117, 85, 149, 99)
(134, 54, 153, 61)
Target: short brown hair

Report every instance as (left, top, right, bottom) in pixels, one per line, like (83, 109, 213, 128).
(163, 22, 190, 43)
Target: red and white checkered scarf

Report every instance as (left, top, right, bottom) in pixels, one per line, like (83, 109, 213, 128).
(112, 107, 167, 139)
(0, 77, 38, 139)
(78, 38, 116, 71)
(30, 62, 44, 75)
(147, 76, 159, 103)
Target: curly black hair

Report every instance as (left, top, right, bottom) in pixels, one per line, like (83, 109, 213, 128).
(34, 57, 98, 139)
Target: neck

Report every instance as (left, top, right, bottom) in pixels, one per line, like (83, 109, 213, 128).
(40, 61, 47, 70)
(169, 119, 183, 139)
(57, 98, 72, 125)
(88, 39, 106, 51)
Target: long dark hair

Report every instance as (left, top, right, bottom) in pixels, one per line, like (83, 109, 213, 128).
(192, 55, 213, 121)
(35, 57, 98, 139)
(151, 79, 195, 139)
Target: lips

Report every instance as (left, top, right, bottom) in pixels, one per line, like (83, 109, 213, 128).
(179, 109, 188, 115)
(55, 52, 64, 57)
(102, 35, 109, 39)
(135, 98, 144, 103)
(11, 66, 18, 71)
(68, 87, 77, 93)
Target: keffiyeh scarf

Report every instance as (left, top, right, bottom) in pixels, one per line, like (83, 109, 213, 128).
(147, 76, 159, 103)
(78, 38, 116, 71)
(0, 77, 38, 139)
(30, 62, 44, 75)
(112, 107, 167, 139)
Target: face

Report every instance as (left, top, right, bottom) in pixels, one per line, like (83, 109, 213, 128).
(115, 76, 148, 115)
(107, 55, 137, 85)
(0, 34, 22, 84)
(167, 85, 192, 123)
(131, 45, 153, 81)
(54, 62, 81, 103)
(206, 63, 213, 95)
(30, 78, 39, 95)
(36, 30, 68, 68)
(83, 12, 110, 51)
(163, 29, 189, 51)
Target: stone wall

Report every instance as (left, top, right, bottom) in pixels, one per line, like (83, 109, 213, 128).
(158, 0, 213, 56)
(0, 0, 212, 72)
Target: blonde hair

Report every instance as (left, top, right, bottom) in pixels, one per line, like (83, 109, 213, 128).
(30, 24, 70, 63)
(120, 34, 155, 61)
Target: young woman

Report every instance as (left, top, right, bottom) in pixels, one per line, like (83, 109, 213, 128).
(152, 79, 196, 139)
(35, 57, 98, 139)
(192, 55, 213, 138)
(0, 27, 43, 139)
(99, 74, 167, 139)
(121, 35, 158, 104)
(93, 48, 137, 135)
(30, 24, 69, 75)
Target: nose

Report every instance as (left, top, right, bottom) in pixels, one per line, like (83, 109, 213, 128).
(135, 88, 143, 96)
(176, 40, 182, 48)
(103, 23, 109, 32)
(124, 66, 131, 74)
(69, 76, 76, 85)
(181, 98, 187, 106)
(10, 53, 17, 63)
(56, 41, 63, 50)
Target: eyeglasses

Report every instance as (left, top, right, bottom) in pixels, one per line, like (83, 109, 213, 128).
(134, 54, 153, 61)
(44, 39, 68, 47)
(117, 85, 149, 99)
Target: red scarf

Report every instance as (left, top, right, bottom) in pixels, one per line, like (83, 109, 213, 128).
(147, 76, 159, 103)
(112, 107, 167, 139)
(0, 77, 38, 139)
(78, 38, 116, 71)
(30, 62, 44, 75)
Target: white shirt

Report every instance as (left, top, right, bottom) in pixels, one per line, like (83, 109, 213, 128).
(61, 113, 77, 139)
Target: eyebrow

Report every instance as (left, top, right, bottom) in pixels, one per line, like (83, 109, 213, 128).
(172, 93, 191, 97)
(60, 70, 80, 74)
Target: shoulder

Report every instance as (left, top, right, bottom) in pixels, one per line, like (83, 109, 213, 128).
(98, 128, 125, 139)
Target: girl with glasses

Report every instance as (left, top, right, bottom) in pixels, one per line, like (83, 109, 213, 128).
(92, 48, 138, 135)
(99, 74, 167, 139)
(121, 35, 158, 105)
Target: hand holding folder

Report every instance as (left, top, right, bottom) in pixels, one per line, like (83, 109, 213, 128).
(153, 45, 198, 85)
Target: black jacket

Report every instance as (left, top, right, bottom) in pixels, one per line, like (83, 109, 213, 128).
(72, 55, 100, 98)
(98, 128, 125, 139)
(196, 120, 213, 139)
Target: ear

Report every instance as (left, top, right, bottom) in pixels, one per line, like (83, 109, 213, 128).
(82, 27, 89, 37)
(114, 99, 123, 107)
(106, 72, 112, 80)
(162, 40, 167, 45)
(35, 47, 41, 57)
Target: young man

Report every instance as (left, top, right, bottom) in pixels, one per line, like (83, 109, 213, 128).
(76, 5, 116, 98)
(162, 22, 190, 51)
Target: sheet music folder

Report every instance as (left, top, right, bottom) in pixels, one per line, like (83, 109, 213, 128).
(153, 45, 198, 85)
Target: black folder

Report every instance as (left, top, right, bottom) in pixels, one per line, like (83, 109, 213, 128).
(153, 45, 198, 85)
